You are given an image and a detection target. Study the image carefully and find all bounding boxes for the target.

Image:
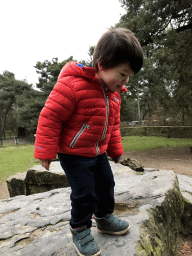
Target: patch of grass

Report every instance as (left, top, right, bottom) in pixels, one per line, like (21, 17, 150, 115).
(0, 144, 39, 184)
(121, 136, 192, 152)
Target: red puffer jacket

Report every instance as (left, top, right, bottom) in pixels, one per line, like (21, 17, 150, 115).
(34, 62, 127, 160)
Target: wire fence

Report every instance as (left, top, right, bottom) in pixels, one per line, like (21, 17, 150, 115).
(0, 135, 35, 147)
(1, 126, 192, 147)
(120, 126, 192, 138)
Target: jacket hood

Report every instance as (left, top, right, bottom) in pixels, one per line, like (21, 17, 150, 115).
(58, 61, 96, 81)
(58, 61, 128, 92)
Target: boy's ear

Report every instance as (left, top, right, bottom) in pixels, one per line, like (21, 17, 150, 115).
(98, 62, 105, 72)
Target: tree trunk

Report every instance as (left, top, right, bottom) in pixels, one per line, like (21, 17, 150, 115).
(0, 100, 14, 138)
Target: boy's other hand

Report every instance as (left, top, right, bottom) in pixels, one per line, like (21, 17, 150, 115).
(112, 157, 121, 164)
(39, 159, 52, 170)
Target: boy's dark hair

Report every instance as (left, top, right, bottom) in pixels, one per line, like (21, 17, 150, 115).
(93, 27, 143, 74)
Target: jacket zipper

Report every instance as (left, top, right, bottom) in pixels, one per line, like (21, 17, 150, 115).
(95, 85, 109, 156)
(70, 123, 90, 148)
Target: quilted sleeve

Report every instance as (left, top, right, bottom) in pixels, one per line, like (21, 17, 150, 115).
(34, 79, 76, 160)
(106, 97, 124, 158)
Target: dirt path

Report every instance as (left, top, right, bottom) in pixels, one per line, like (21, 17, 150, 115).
(122, 146, 192, 177)
(0, 182, 10, 200)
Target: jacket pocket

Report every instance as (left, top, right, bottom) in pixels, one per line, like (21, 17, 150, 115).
(70, 123, 90, 148)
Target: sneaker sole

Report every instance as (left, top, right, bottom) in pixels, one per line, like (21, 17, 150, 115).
(73, 242, 101, 256)
(97, 225, 130, 235)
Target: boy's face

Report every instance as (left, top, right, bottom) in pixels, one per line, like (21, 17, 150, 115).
(97, 63, 134, 92)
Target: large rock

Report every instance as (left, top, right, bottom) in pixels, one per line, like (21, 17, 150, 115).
(6, 162, 69, 197)
(0, 161, 191, 256)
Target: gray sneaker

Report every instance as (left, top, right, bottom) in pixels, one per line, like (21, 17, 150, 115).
(70, 225, 101, 256)
(95, 213, 130, 235)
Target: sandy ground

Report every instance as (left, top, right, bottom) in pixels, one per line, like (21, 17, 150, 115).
(122, 146, 192, 177)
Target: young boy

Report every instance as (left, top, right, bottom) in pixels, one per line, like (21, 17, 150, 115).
(34, 28, 143, 256)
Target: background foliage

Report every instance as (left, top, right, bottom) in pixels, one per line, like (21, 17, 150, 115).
(0, 0, 191, 136)
(117, 0, 192, 125)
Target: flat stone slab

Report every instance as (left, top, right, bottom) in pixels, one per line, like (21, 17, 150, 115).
(0, 161, 191, 256)
(31, 161, 65, 174)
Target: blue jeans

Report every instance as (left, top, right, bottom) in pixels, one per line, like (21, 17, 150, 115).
(58, 152, 115, 228)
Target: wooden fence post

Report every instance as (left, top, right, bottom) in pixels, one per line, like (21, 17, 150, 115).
(14, 137, 18, 145)
(144, 127, 147, 136)
(167, 127, 170, 138)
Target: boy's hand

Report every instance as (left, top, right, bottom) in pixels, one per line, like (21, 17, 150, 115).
(112, 157, 121, 164)
(39, 159, 52, 170)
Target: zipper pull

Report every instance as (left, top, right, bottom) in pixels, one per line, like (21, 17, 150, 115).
(106, 96, 109, 106)
(86, 124, 90, 129)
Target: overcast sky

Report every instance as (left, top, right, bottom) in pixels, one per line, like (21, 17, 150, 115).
(0, 0, 126, 88)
